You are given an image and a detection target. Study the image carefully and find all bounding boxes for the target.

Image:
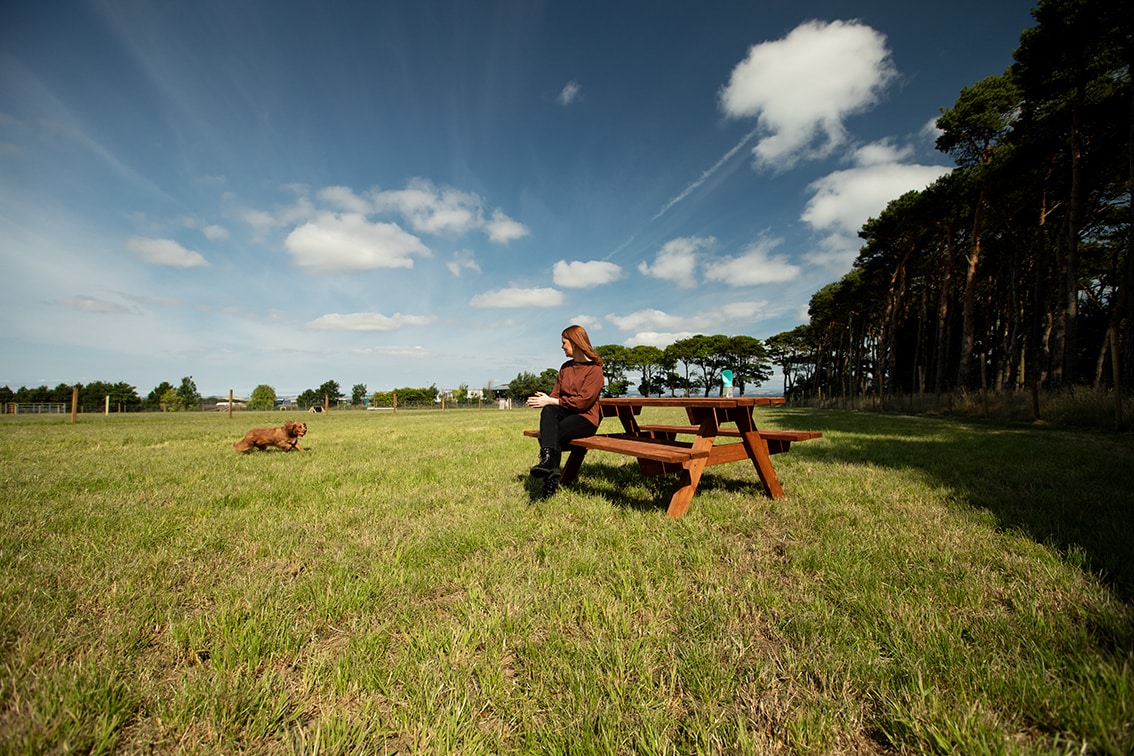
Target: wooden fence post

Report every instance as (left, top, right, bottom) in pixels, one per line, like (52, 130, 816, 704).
(71, 386, 78, 423)
(228, 389, 234, 419)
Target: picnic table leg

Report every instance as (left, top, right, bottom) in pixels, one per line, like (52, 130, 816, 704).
(613, 405, 640, 434)
(665, 458, 706, 518)
(559, 447, 587, 486)
(735, 412, 785, 499)
(664, 426, 716, 518)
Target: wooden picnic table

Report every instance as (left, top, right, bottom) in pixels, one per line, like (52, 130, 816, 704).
(526, 396, 821, 518)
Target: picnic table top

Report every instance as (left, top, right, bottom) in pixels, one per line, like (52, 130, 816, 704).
(598, 396, 785, 409)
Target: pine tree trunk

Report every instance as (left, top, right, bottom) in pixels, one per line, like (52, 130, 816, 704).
(957, 191, 986, 391)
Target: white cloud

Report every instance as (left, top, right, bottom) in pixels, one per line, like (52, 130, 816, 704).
(242, 208, 276, 233)
(553, 259, 622, 288)
(719, 20, 896, 171)
(201, 224, 229, 242)
(484, 209, 529, 244)
(557, 80, 582, 106)
(718, 301, 769, 320)
(606, 309, 692, 333)
(126, 236, 210, 267)
(608, 302, 770, 347)
(284, 212, 432, 272)
(274, 194, 318, 228)
(638, 236, 712, 288)
(242, 180, 528, 252)
(446, 250, 481, 277)
(801, 157, 949, 269)
(921, 116, 944, 143)
(368, 179, 529, 243)
(568, 314, 603, 331)
(625, 331, 698, 348)
(850, 139, 914, 167)
(469, 287, 564, 308)
(306, 312, 435, 331)
(318, 185, 371, 214)
(371, 179, 480, 236)
(170, 215, 229, 242)
(704, 237, 801, 286)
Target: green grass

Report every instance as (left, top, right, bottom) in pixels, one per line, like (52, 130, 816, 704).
(0, 407, 1131, 754)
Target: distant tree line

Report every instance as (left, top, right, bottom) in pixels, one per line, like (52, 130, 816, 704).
(508, 334, 775, 399)
(769, 0, 1131, 421)
(0, 376, 202, 412)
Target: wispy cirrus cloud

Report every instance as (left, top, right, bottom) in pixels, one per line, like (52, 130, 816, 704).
(55, 295, 132, 314)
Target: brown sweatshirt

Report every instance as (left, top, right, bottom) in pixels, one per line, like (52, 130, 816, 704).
(550, 359, 605, 427)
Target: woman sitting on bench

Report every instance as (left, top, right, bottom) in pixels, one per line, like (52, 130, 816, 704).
(525, 324, 605, 497)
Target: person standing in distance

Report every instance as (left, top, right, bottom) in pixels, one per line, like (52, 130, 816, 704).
(526, 325, 605, 497)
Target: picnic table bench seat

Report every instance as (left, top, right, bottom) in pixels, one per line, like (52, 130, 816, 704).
(525, 427, 821, 454)
(523, 429, 708, 464)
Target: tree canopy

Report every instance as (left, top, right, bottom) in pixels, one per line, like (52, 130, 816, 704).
(764, 0, 1132, 426)
(248, 385, 277, 410)
(508, 334, 776, 400)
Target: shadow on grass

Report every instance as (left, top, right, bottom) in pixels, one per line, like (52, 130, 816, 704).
(520, 461, 759, 515)
(782, 408, 1134, 604)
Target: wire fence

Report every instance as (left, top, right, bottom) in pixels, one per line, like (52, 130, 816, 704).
(2, 403, 68, 414)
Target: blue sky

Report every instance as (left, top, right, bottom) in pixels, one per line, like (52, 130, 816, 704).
(0, 0, 1036, 398)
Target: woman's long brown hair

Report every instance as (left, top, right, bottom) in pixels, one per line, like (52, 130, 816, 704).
(562, 324, 603, 366)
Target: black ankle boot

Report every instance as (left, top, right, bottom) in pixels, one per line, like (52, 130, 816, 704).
(540, 473, 560, 498)
(530, 447, 561, 478)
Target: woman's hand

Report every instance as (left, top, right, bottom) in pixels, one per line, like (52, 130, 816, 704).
(526, 391, 558, 409)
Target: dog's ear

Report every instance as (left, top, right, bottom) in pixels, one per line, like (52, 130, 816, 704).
(283, 420, 295, 434)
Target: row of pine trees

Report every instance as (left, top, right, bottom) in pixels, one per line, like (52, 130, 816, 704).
(773, 0, 1130, 410)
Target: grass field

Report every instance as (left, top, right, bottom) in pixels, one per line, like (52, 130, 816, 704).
(0, 406, 1131, 754)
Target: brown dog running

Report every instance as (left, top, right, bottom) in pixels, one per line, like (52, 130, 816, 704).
(233, 420, 308, 453)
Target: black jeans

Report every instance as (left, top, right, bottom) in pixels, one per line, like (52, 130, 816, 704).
(538, 405, 597, 453)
